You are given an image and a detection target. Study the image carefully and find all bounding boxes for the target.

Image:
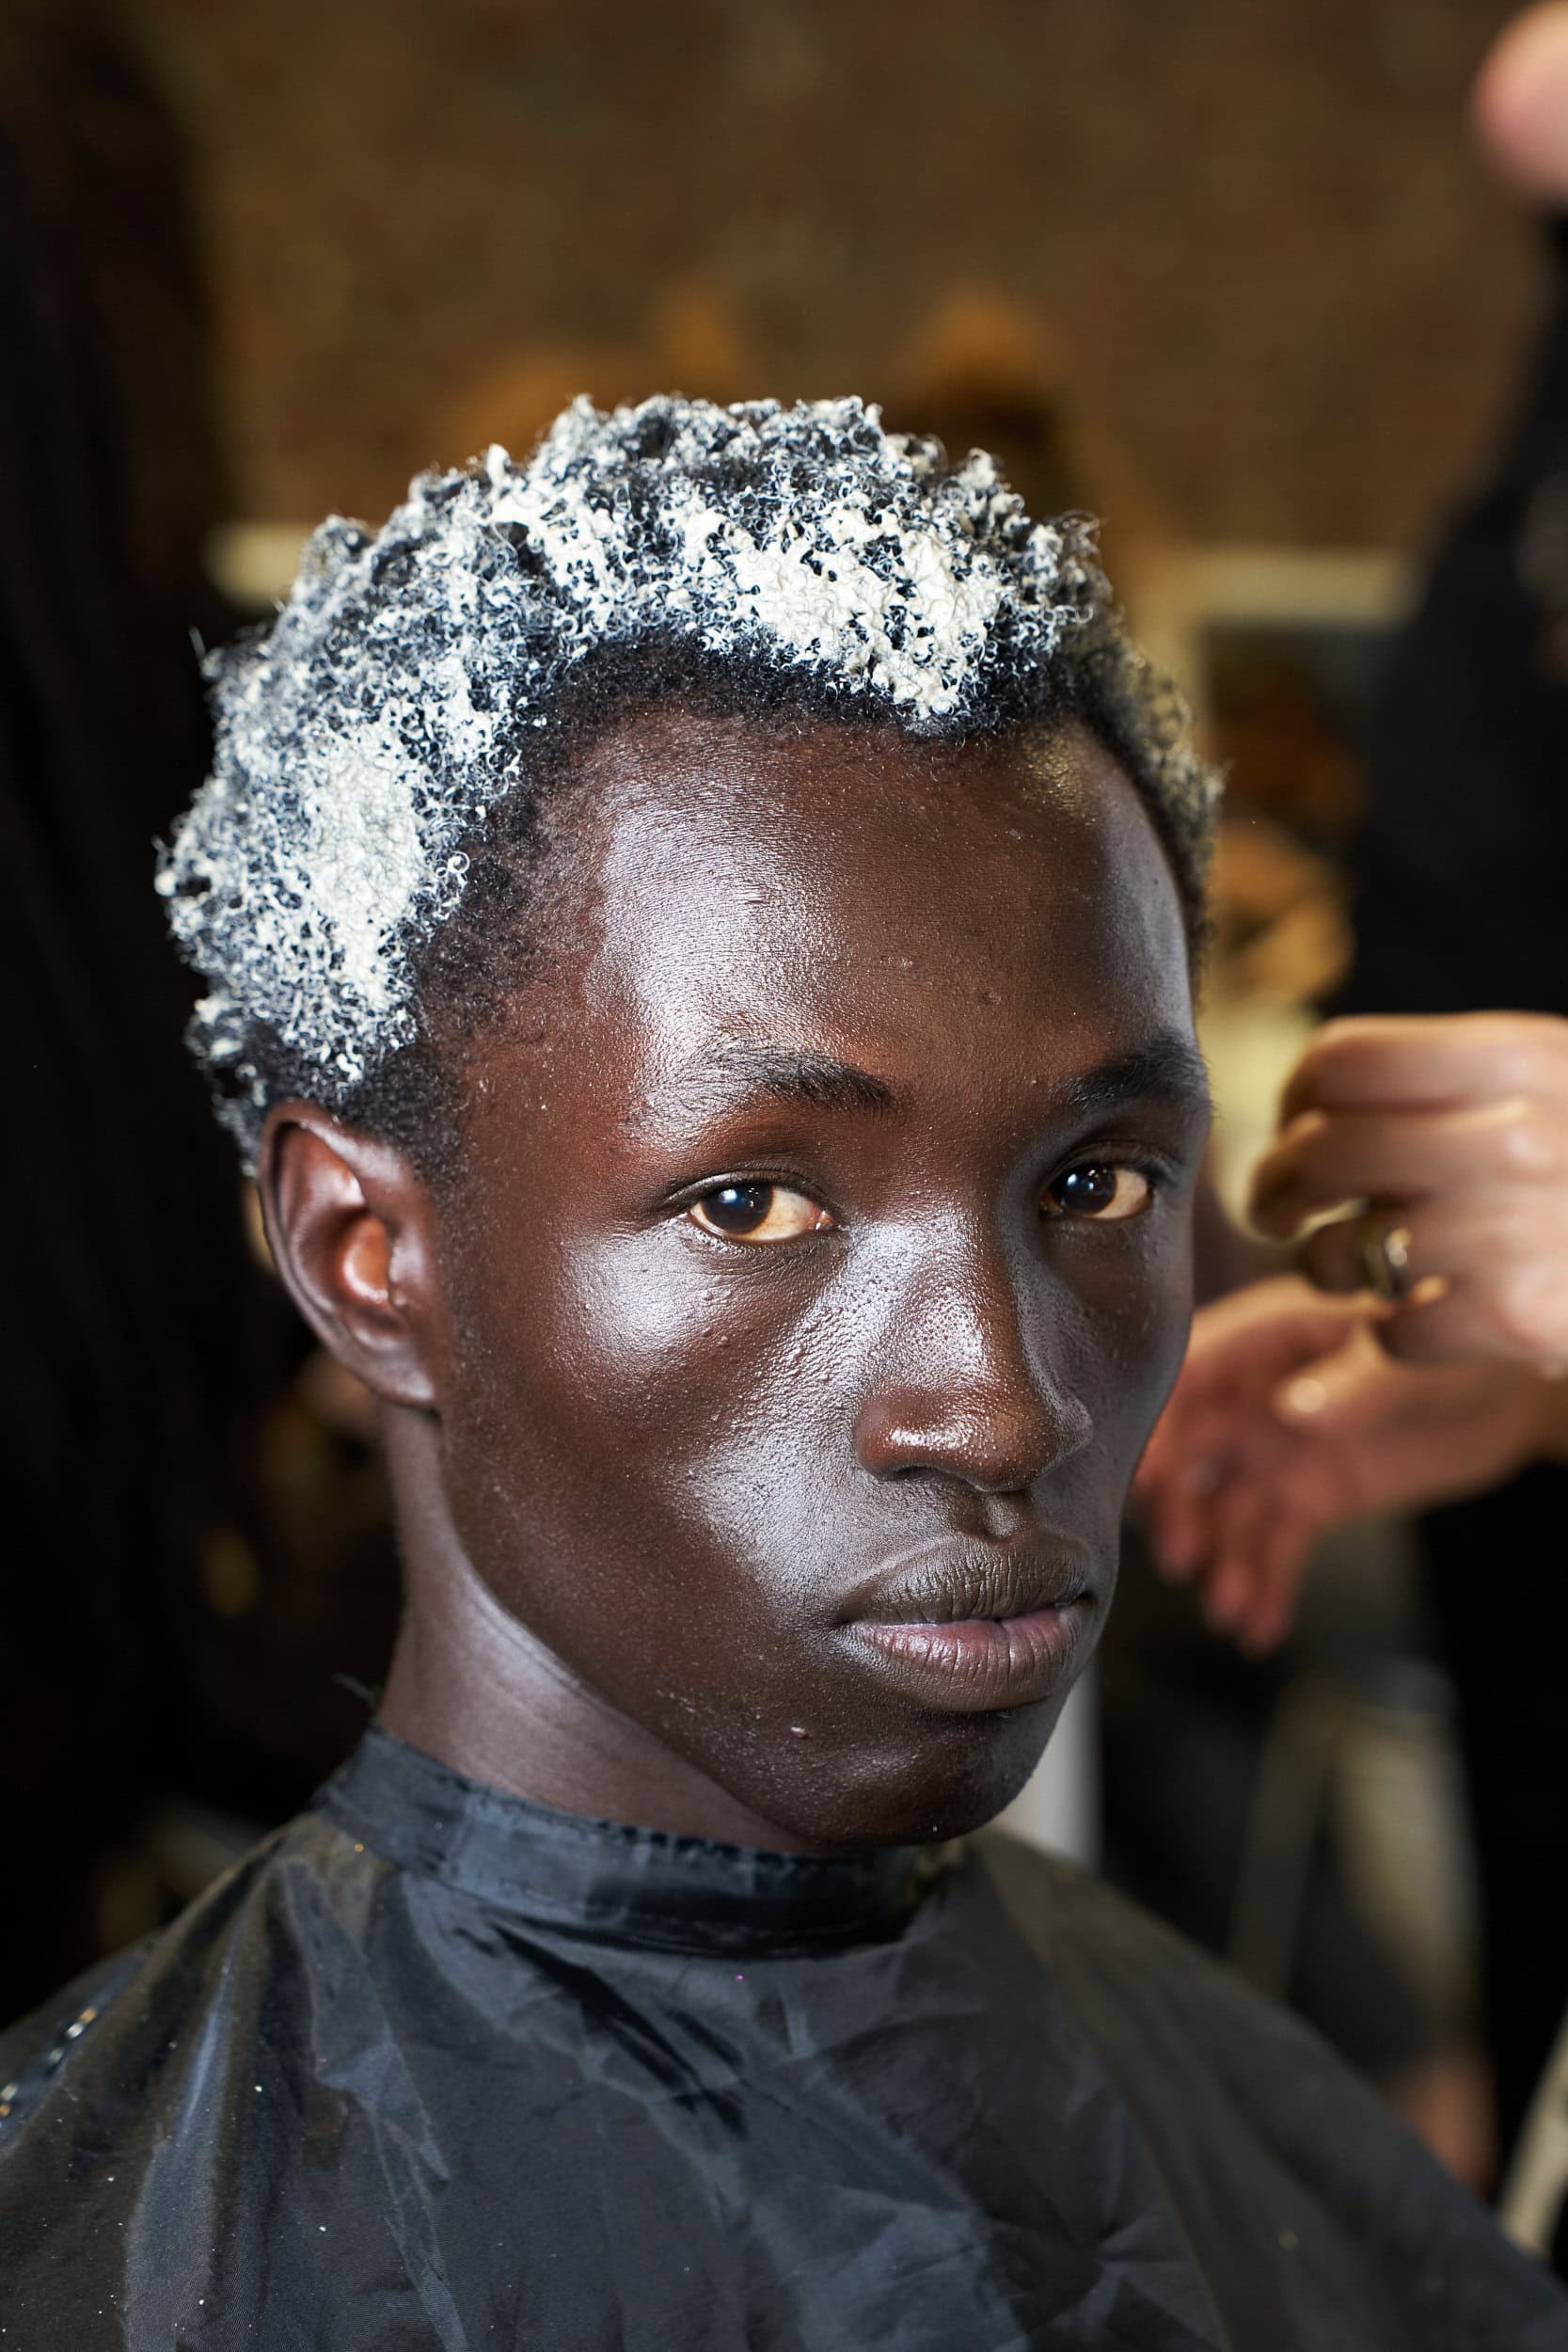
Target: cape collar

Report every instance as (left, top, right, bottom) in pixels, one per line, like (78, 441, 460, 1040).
(318, 1724, 940, 1958)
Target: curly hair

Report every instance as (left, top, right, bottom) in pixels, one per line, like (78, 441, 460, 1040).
(157, 394, 1219, 1168)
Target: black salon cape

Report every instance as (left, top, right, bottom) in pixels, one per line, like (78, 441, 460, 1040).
(0, 1730, 1560, 2350)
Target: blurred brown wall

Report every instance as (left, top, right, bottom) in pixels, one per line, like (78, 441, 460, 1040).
(141, 0, 1535, 547)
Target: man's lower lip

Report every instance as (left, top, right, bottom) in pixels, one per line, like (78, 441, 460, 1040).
(842, 1604, 1088, 1713)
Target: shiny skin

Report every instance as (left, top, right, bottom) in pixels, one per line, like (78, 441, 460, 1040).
(261, 708, 1209, 1852)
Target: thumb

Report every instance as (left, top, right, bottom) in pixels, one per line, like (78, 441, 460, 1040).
(1271, 1327, 1386, 1435)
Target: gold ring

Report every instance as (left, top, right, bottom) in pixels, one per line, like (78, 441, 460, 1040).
(1358, 1212, 1415, 1304)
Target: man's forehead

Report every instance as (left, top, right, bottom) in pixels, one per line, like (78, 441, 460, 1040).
(571, 708, 1164, 928)
(573, 717, 1184, 988)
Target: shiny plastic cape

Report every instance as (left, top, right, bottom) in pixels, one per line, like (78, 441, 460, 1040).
(0, 1727, 1561, 2349)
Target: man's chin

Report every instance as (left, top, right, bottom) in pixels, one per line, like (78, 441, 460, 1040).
(741, 1692, 1069, 1854)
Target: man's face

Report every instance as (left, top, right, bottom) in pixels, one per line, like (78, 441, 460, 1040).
(425, 707, 1208, 1848)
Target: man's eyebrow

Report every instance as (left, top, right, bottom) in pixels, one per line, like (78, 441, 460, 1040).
(655, 1042, 899, 1121)
(641, 1034, 1209, 1130)
(1057, 1035, 1212, 1119)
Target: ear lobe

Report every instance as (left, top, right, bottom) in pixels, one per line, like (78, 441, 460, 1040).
(257, 1105, 441, 1411)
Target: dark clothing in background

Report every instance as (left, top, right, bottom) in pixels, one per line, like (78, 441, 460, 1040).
(1, 1728, 1560, 2350)
(0, 2, 264, 2017)
(0, 4, 402, 2023)
(1342, 218, 1568, 1023)
(1337, 217, 1568, 2157)
(1420, 1470, 1568, 2156)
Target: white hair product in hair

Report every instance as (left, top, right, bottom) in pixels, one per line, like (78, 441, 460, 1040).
(158, 395, 1216, 1159)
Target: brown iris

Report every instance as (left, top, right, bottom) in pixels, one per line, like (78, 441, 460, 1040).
(688, 1183, 834, 1244)
(1042, 1166, 1151, 1221)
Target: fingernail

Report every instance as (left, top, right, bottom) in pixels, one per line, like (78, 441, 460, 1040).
(1283, 1375, 1328, 1416)
(1407, 1275, 1449, 1310)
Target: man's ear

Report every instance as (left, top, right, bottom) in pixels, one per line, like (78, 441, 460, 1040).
(257, 1104, 442, 1411)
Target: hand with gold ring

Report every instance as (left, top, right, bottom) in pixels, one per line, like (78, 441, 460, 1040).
(1247, 1012, 1568, 1371)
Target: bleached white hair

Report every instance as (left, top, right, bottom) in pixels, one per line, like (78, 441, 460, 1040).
(157, 394, 1217, 1163)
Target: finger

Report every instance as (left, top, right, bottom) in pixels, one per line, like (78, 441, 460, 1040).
(1297, 1192, 1568, 1304)
(1132, 1463, 1206, 1579)
(1196, 1491, 1314, 1653)
(1134, 1441, 1235, 1578)
(1143, 1377, 1318, 1501)
(1136, 1281, 1386, 1570)
(1271, 1326, 1393, 1438)
(1175, 1279, 1372, 1386)
(1144, 1397, 1291, 1473)
(1199, 1485, 1285, 1638)
(1249, 1096, 1560, 1237)
(1239, 1515, 1316, 1654)
(1279, 1013, 1568, 1123)
(1141, 1377, 1312, 1499)
(1138, 1404, 1291, 1579)
(1297, 1204, 1457, 1298)
(1374, 1261, 1568, 1371)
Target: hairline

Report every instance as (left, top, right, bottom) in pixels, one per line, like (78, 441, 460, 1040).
(309, 688, 1206, 1187)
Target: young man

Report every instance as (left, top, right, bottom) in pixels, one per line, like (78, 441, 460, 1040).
(1, 399, 1560, 2347)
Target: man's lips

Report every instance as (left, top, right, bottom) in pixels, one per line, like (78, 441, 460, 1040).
(833, 1540, 1097, 1714)
(839, 1538, 1092, 1628)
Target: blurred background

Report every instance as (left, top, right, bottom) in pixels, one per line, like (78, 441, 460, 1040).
(4, 0, 1564, 2233)
(146, 1, 1530, 544)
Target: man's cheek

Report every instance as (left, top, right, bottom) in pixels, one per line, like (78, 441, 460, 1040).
(1078, 1292, 1193, 1468)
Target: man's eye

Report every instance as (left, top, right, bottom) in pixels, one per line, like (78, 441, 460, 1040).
(1041, 1165, 1153, 1222)
(687, 1183, 834, 1244)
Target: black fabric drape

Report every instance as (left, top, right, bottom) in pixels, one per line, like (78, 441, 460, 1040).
(1, 1728, 1560, 2348)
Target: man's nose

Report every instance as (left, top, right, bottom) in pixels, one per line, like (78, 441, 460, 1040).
(850, 1234, 1091, 1495)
